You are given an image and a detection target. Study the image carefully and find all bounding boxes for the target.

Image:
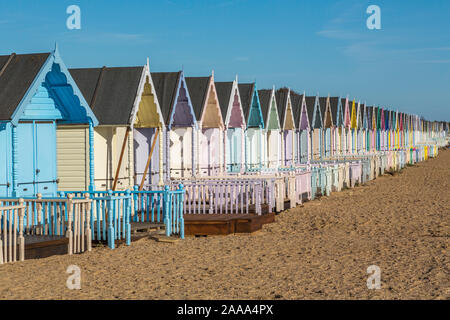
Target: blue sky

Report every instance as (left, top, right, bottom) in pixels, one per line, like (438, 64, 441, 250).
(1, 0, 449, 121)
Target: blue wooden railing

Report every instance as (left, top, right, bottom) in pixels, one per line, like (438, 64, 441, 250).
(62, 185, 185, 242)
(59, 190, 131, 249)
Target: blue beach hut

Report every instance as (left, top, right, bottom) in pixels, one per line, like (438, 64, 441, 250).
(0, 47, 98, 197)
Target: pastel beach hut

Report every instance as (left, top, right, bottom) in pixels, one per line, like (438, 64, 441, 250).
(69, 62, 164, 190)
(384, 108, 390, 151)
(329, 97, 344, 156)
(151, 71, 198, 180)
(373, 106, 381, 151)
(350, 99, 358, 154)
(185, 74, 224, 176)
(275, 88, 296, 166)
(238, 83, 265, 172)
(357, 102, 367, 154)
(406, 113, 413, 149)
(215, 79, 246, 173)
(365, 106, 374, 152)
(258, 87, 281, 169)
(342, 97, 351, 155)
(379, 107, 386, 151)
(291, 91, 309, 164)
(372, 106, 379, 152)
(0, 48, 98, 197)
(398, 111, 403, 149)
(305, 95, 323, 160)
(387, 109, 393, 151)
(319, 96, 333, 159)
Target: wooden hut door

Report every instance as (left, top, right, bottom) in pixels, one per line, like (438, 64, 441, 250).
(300, 130, 308, 163)
(134, 128, 160, 186)
(284, 130, 293, 166)
(35, 122, 56, 196)
(17, 121, 56, 197)
(0, 125, 10, 196)
(17, 123, 35, 196)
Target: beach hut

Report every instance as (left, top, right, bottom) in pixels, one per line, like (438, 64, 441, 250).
(350, 100, 358, 154)
(238, 83, 265, 172)
(216, 78, 245, 173)
(291, 91, 309, 164)
(319, 96, 333, 158)
(186, 74, 224, 176)
(407, 114, 413, 149)
(276, 88, 296, 166)
(366, 106, 374, 152)
(373, 106, 379, 151)
(387, 109, 393, 151)
(357, 102, 367, 154)
(291, 91, 310, 163)
(342, 97, 351, 155)
(69, 61, 165, 190)
(0, 48, 98, 197)
(151, 71, 197, 180)
(329, 97, 344, 157)
(305, 95, 322, 160)
(397, 111, 402, 149)
(379, 107, 384, 151)
(259, 87, 281, 169)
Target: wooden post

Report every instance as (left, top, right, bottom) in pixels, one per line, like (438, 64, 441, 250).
(139, 128, 159, 190)
(66, 194, 73, 255)
(112, 128, 130, 191)
(85, 194, 92, 252)
(36, 193, 42, 235)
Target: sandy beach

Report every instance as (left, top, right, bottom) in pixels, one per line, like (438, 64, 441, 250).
(1, 149, 449, 300)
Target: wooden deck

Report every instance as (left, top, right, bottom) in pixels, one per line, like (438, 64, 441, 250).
(184, 212, 275, 236)
(23, 235, 68, 260)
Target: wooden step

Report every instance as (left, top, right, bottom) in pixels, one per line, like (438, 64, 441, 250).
(130, 221, 165, 233)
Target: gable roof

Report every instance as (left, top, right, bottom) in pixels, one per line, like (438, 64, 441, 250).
(215, 81, 233, 121)
(275, 88, 289, 126)
(258, 89, 272, 123)
(305, 96, 316, 128)
(0, 52, 51, 120)
(359, 103, 365, 127)
(366, 106, 373, 130)
(319, 97, 328, 126)
(238, 83, 255, 120)
(150, 72, 182, 124)
(0, 50, 98, 126)
(185, 76, 211, 121)
(69, 66, 144, 125)
(329, 97, 340, 126)
(290, 90, 303, 126)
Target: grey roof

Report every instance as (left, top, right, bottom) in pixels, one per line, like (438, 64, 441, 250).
(290, 90, 302, 126)
(341, 98, 347, 110)
(185, 76, 211, 121)
(150, 72, 182, 123)
(0, 52, 50, 120)
(359, 103, 365, 126)
(258, 89, 272, 124)
(366, 106, 373, 129)
(305, 96, 316, 127)
(215, 81, 233, 121)
(275, 88, 289, 126)
(319, 97, 328, 125)
(238, 83, 255, 120)
(69, 66, 144, 125)
(329, 97, 340, 125)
